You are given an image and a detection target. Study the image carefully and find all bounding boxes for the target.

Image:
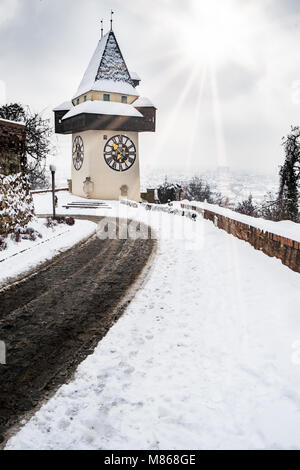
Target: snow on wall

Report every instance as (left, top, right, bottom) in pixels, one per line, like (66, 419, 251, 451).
(180, 202, 300, 274)
(120, 199, 300, 273)
(0, 173, 35, 236)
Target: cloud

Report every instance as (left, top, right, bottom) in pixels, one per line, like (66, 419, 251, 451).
(217, 62, 264, 100)
(267, 0, 300, 16)
(0, 0, 299, 177)
(0, 80, 6, 105)
(0, 0, 19, 27)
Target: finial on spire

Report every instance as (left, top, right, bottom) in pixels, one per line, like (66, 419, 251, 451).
(100, 19, 104, 38)
(110, 10, 114, 31)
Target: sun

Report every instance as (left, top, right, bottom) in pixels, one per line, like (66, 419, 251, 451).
(175, 0, 253, 66)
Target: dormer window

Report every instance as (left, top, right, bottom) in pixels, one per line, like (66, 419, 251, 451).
(84, 95, 87, 102)
(103, 94, 110, 102)
(121, 95, 127, 104)
(76, 98, 80, 105)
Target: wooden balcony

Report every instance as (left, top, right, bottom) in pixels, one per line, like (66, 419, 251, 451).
(54, 106, 156, 135)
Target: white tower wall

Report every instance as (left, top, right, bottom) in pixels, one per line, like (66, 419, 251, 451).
(71, 130, 140, 201)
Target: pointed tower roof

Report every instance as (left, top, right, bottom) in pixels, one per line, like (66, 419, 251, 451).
(73, 31, 139, 99)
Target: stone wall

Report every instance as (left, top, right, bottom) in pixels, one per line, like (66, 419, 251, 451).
(0, 173, 35, 236)
(181, 204, 300, 274)
(0, 119, 26, 176)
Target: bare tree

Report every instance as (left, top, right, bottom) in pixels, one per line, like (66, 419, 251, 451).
(0, 103, 53, 189)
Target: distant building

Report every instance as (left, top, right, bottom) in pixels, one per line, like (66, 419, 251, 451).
(141, 188, 159, 204)
(0, 118, 26, 176)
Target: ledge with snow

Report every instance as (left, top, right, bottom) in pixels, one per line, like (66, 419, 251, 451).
(178, 200, 300, 273)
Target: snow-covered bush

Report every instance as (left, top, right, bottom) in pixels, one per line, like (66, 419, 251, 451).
(10, 226, 42, 243)
(121, 199, 198, 221)
(235, 194, 258, 217)
(45, 216, 75, 228)
(0, 173, 35, 236)
(157, 181, 182, 204)
(121, 200, 139, 208)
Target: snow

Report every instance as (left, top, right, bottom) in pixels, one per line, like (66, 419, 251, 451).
(176, 200, 300, 243)
(73, 32, 138, 99)
(32, 191, 114, 217)
(0, 173, 34, 236)
(62, 101, 143, 121)
(88, 79, 139, 96)
(133, 96, 156, 108)
(53, 101, 73, 111)
(5, 200, 300, 450)
(95, 33, 134, 86)
(0, 217, 96, 287)
(73, 33, 109, 99)
(0, 118, 25, 126)
(130, 71, 141, 81)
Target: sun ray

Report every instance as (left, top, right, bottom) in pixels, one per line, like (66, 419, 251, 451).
(183, 64, 208, 177)
(141, 56, 195, 99)
(150, 63, 204, 166)
(135, 48, 185, 69)
(210, 64, 228, 168)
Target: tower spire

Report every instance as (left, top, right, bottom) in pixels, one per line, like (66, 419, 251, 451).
(100, 19, 103, 38)
(110, 10, 114, 31)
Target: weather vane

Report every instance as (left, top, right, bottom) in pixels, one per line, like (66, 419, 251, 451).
(110, 10, 114, 31)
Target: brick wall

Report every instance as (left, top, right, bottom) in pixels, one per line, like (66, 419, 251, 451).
(0, 173, 34, 236)
(120, 199, 300, 273)
(181, 204, 300, 273)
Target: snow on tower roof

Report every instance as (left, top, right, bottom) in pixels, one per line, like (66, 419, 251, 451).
(73, 31, 139, 99)
(62, 100, 143, 120)
(133, 96, 156, 108)
(53, 101, 73, 111)
(130, 71, 141, 81)
(83, 79, 139, 96)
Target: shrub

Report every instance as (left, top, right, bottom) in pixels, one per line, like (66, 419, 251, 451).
(0, 236, 7, 251)
(157, 181, 182, 204)
(235, 195, 258, 217)
(256, 193, 281, 221)
(45, 216, 75, 228)
(65, 217, 75, 226)
(10, 226, 42, 243)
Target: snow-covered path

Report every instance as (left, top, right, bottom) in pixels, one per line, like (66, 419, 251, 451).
(6, 204, 300, 450)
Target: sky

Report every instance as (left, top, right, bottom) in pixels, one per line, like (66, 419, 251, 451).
(0, 0, 300, 182)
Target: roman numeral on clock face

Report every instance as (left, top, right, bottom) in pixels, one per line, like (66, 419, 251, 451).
(104, 135, 136, 172)
(72, 136, 84, 171)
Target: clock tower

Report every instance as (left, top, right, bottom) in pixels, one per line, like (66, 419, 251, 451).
(53, 22, 156, 201)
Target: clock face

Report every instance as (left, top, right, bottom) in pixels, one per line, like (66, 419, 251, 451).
(104, 135, 136, 172)
(72, 136, 84, 171)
